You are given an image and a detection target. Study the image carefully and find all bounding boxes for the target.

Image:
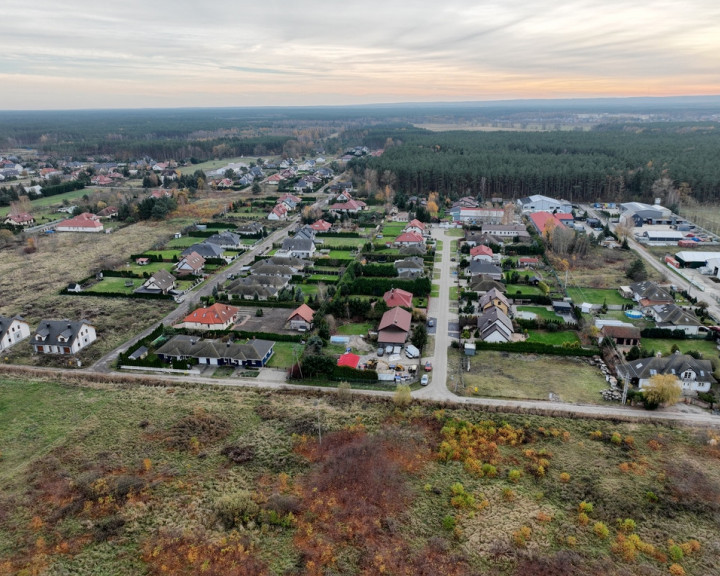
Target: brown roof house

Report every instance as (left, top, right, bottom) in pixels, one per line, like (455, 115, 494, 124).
(138, 269, 176, 295)
(600, 324, 641, 347)
(478, 288, 511, 315)
(377, 307, 412, 346)
(175, 252, 206, 276)
(288, 304, 315, 332)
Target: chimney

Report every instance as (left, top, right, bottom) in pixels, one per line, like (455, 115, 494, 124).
(656, 352, 662, 358)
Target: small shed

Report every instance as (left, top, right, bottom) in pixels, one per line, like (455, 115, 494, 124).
(464, 342, 476, 356)
(128, 346, 149, 361)
(552, 301, 573, 315)
(580, 302, 594, 314)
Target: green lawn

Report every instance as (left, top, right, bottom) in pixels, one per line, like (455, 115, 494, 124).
(0, 187, 101, 218)
(317, 236, 365, 248)
(640, 338, 720, 360)
(516, 305, 563, 321)
(308, 274, 339, 283)
(445, 228, 464, 237)
(125, 261, 175, 276)
(450, 240, 458, 252)
(83, 276, 143, 295)
(144, 250, 181, 261)
(165, 236, 203, 248)
(435, 241, 443, 250)
(505, 284, 544, 296)
(431, 284, 440, 298)
(526, 330, 581, 346)
(336, 322, 373, 336)
(265, 341, 304, 369)
(449, 286, 459, 300)
(327, 250, 356, 259)
(566, 287, 632, 306)
(412, 296, 428, 308)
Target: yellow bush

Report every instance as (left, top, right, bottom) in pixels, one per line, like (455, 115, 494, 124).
(669, 564, 685, 576)
(559, 472, 571, 483)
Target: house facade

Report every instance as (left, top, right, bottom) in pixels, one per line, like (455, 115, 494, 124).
(32, 320, 97, 355)
(377, 307, 412, 346)
(0, 315, 31, 352)
(617, 352, 716, 394)
(156, 335, 274, 367)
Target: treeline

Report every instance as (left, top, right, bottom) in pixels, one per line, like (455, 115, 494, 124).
(350, 124, 720, 203)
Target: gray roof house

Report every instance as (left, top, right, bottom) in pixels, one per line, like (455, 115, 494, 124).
(477, 307, 514, 343)
(249, 263, 296, 278)
(182, 243, 225, 260)
(0, 315, 31, 352)
(394, 257, 425, 278)
(236, 221, 264, 236)
(206, 231, 242, 249)
(467, 261, 503, 280)
(617, 352, 716, 394)
(280, 237, 316, 259)
(225, 278, 279, 300)
(138, 269, 177, 295)
(156, 335, 274, 367)
(629, 281, 674, 306)
(32, 319, 97, 355)
(649, 304, 703, 336)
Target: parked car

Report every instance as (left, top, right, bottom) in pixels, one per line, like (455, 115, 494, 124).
(427, 319, 435, 327)
(450, 257, 456, 262)
(424, 361, 432, 372)
(385, 345, 393, 355)
(377, 347, 384, 356)
(420, 374, 429, 386)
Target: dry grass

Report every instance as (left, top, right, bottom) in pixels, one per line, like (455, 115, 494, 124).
(556, 247, 662, 289)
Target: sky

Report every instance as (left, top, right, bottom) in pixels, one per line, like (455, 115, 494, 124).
(1, 0, 719, 110)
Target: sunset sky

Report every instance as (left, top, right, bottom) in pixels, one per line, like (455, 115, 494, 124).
(1, 0, 719, 109)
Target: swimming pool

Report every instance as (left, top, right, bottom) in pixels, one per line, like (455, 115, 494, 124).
(625, 310, 643, 319)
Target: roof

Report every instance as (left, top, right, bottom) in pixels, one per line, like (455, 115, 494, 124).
(651, 304, 701, 327)
(311, 219, 332, 231)
(337, 352, 361, 369)
(479, 288, 510, 310)
(249, 263, 296, 277)
(468, 275, 506, 293)
(630, 281, 673, 303)
(529, 211, 566, 233)
(406, 219, 425, 230)
(33, 319, 93, 347)
(178, 251, 206, 271)
(145, 269, 176, 291)
(519, 257, 539, 264)
(0, 315, 27, 337)
(468, 261, 502, 276)
(394, 257, 424, 271)
(394, 231, 424, 244)
(618, 352, 716, 383)
(477, 307, 513, 340)
(329, 199, 366, 211)
(183, 303, 239, 326)
(206, 231, 241, 246)
(601, 324, 641, 340)
(156, 335, 274, 363)
(58, 212, 103, 229)
(675, 251, 720, 264)
(470, 245, 493, 257)
(289, 304, 315, 323)
(182, 243, 224, 259)
(378, 306, 412, 332)
(282, 237, 315, 252)
(383, 288, 413, 309)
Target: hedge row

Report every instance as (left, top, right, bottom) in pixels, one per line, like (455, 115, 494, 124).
(640, 328, 688, 339)
(37, 181, 85, 198)
(183, 328, 304, 343)
(130, 253, 164, 262)
(341, 276, 432, 297)
(506, 294, 552, 305)
(472, 340, 597, 356)
(60, 288, 171, 300)
(316, 231, 361, 238)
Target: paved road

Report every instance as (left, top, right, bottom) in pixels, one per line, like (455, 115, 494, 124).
(415, 226, 457, 401)
(582, 204, 720, 322)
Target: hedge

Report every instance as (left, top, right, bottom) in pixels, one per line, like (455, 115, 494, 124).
(183, 328, 304, 343)
(342, 276, 432, 297)
(130, 253, 164, 262)
(224, 295, 303, 308)
(332, 365, 378, 381)
(38, 181, 85, 198)
(506, 294, 552, 305)
(316, 231, 361, 238)
(60, 288, 171, 300)
(640, 328, 687, 339)
(472, 340, 597, 356)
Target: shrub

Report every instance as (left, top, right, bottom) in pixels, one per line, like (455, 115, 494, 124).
(450, 483, 476, 510)
(336, 381, 352, 403)
(578, 512, 590, 526)
(502, 488, 516, 502)
(508, 469, 522, 483)
(481, 463, 498, 478)
(593, 522, 610, 539)
(393, 384, 412, 407)
(559, 472, 571, 483)
(442, 515, 456, 532)
(214, 490, 260, 529)
(512, 526, 532, 548)
(617, 518, 636, 534)
(669, 564, 686, 576)
(610, 432, 622, 445)
(566, 536, 577, 547)
(668, 544, 684, 562)
(578, 501, 594, 514)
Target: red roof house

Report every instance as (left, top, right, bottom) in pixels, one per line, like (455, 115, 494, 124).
(56, 212, 104, 232)
(404, 219, 425, 234)
(310, 219, 332, 232)
(288, 304, 315, 331)
(470, 245, 494, 261)
(383, 288, 413, 309)
(377, 306, 412, 345)
(4, 212, 34, 226)
(529, 211, 566, 235)
(337, 352, 361, 369)
(393, 231, 425, 246)
(182, 303, 239, 330)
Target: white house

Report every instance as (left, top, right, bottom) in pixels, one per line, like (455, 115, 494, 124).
(32, 320, 97, 355)
(0, 315, 31, 352)
(617, 352, 716, 394)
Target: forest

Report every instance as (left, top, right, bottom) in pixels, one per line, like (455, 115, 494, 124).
(349, 124, 720, 203)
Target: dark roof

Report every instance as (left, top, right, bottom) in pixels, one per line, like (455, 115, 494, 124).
(630, 281, 673, 303)
(479, 288, 510, 310)
(0, 315, 27, 338)
(618, 352, 716, 383)
(477, 307, 513, 340)
(182, 243, 224, 259)
(651, 304, 701, 327)
(156, 335, 274, 363)
(601, 325, 641, 340)
(33, 319, 93, 347)
(468, 276, 506, 293)
(468, 261, 502, 275)
(281, 237, 314, 252)
(206, 231, 241, 247)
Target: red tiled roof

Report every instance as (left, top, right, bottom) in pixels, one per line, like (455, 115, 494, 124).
(337, 352, 360, 369)
(519, 257, 539, 264)
(7, 212, 33, 223)
(383, 288, 413, 309)
(394, 231, 424, 244)
(529, 211, 566, 233)
(288, 303, 315, 323)
(183, 303, 239, 326)
(58, 212, 103, 229)
(470, 245, 493, 257)
(406, 219, 425, 230)
(311, 219, 332, 232)
(554, 213, 574, 221)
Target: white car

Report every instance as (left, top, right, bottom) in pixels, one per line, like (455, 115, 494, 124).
(420, 374, 429, 386)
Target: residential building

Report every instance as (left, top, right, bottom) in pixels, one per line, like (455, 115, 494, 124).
(181, 243, 225, 260)
(310, 219, 332, 233)
(206, 231, 242, 249)
(470, 245, 494, 262)
(528, 211, 567, 235)
(281, 237, 316, 259)
(393, 231, 425, 247)
(175, 252, 206, 275)
(649, 304, 703, 336)
(394, 257, 425, 278)
(287, 304, 315, 331)
(182, 304, 239, 330)
(478, 288, 511, 315)
(404, 219, 426, 235)
(3, 212, 34, 227)
(0, 315, 31, 352)
(600, 325, 641, 347)
(477, 307, 514, 343)
(468, 275, 506, 294)
(450, 207, 505, 224)
(467, 261, 503, 280)
(617, 352, 716, 394)
(139, 269, 177, 294)
(629, 281, 674, 307)
(481, 224, 531, 240)
(383, 288, 413, 309)
(377, 307, 412, 346)
(56, 212, 104, 233)
(156, 335, 274, 367)
(32, 320, 97, 355)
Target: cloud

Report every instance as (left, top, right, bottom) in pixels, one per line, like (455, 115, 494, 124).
(0, 0, 719, 108)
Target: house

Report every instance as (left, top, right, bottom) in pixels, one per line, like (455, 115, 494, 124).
(56, 212, 104, 233)
(328, 199, 366, 214)
(477, 307, 514, 343)
(470, 245, 494, 262)
(468, 275, 506, 294)
(287, 304, 315, 331)
(237, 222, 264, 236)
(617, 352, 716, 394)
(478, 288, 511, 315)
(600, 324, 641, 347)
(175, 252, 206, 276)
(32, 319, 96, 355)
(517, 194, 572, 214)
(393, 211, 410, 223)
(383, 288, 413, 309)
(450, 207, 505, 224)
(310, 219, 332, 233)
(249, 262, 297, 278)
(136, 257, 151, 266)
(216, 178, 234, 189)
(629, 281, 674, 307)
(278, 193, 301, 209)
(127, 346, 149, 361)
(0, 315, 31, 352)
(393, 231, 425, 247)
(90, 175, 113, 186)
(518, 257, 540, 268)
(262, 256, 311, 272)
(268, 204, 288, 221)
(404, 219, 426, 235)
(649, 304, 703, 336)
(294, 225, 316, 241)
(529, 211, 567, 236)
(97, 206, 118, 219)
(394, 257, 425, 278)
(206, 231, 242, 249)
(181, 303, 239, 330)
(181, 243, 225, 260)
(139, 269, 177, 294)
(266, 173, 284, 185)
(337, 352, 361, 369)
(293, 179, 310, 192)
(467, 261, 503, 280)
(156, 335, 274, 367)
(4, 212, 34, 227)
(377, 307, 412, 346)
(281, 237, 316, 259)
(398, 244, 427, 256)
(225, 279, 278, 300)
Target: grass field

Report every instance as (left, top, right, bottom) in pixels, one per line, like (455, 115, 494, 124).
(2, 375, 717, 576)
(265, 341, 303, 369)
(505, 284, 544, 295)
(516, 305, 564, 321)
(445, 227, 464, 237)
(317, 236, 365, 248)
(526, 330, 581, 346)
(566, 287, 632, 306)
(640, 337, 720, 360)
(83, 277, 143, 295)
(0, 187, 107, 218)
(449, 349, 607, 403)
(336, 322, 373, 336)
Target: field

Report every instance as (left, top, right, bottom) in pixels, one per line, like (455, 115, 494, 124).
(449, 349, 607, 404)
(640, 338, 720, 360)
(566, 287, 632, 306)
(0, 186, 125, 219)
(560, 247, 662, 289)
(336, 322, 373, 336)
(526, 330, 581, 346)
(0, 220, 180, 366)
(1, 375, 719, 576)
(316, 236, 365, 248)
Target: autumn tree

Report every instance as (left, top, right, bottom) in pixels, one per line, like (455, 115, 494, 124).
(9, 195, 31, 217)
(427, 192, 439, 218)
(643, 374, 682, 407)
(614, 217, 634, 241)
